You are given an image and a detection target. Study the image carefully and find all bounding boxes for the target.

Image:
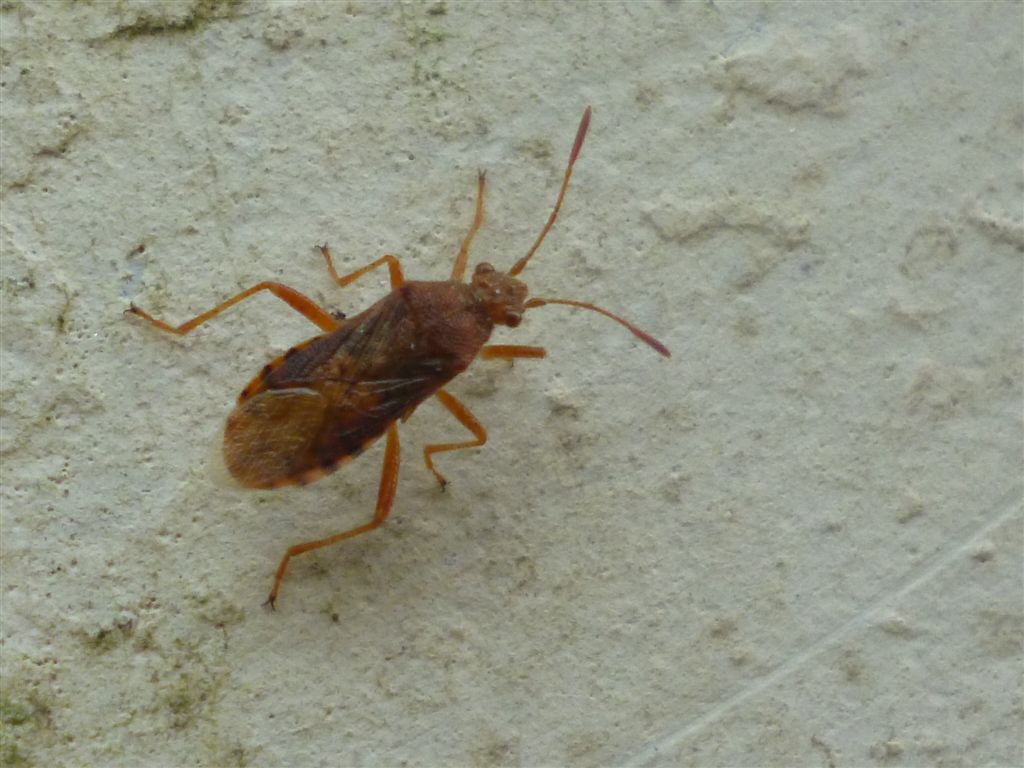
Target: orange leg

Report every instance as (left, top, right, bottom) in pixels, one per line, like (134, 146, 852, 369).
(128, 281, 338, 334)
(423, 389, 487, 489)
(450, 171, 487, 283)
(318, 244, 405, 290)
(480, 344, 547, 360)
(265, 422, 401, 608)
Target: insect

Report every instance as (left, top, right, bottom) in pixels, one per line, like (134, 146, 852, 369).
(128, 107, 670, 607)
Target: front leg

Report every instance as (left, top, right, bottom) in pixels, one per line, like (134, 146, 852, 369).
(479, 344, 546, 360)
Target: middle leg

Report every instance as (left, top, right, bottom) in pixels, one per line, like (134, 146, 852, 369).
(318, 245, 405, 290)
(423, 389, 487, 489)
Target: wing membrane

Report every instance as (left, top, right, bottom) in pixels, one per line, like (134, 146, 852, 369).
(224, 388, 330, 488)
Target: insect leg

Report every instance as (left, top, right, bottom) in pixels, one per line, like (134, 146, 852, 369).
(480, 344, 547, 360)
(450, 171, 487, 283)
(318, 245, 405, 290)
(128, 281, 338, 334)
(423, 388, 487, 489)
(265, 422, 400, 608)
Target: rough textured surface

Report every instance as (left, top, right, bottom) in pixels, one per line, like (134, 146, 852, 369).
(2, 2, 1021, 766)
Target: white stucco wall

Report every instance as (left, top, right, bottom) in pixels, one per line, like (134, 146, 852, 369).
(2, 2, 1021, 765)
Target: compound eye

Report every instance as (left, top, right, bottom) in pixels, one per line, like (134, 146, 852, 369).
(475, 262, 495, 275)
(504, 310, 522, 328)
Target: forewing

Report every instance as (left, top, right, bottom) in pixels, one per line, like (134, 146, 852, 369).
(225, 291, 453, 488)
(224, 387, 330, 488)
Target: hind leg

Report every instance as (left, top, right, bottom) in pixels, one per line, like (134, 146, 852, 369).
(265, 423, 401, 608)
(128, 280, 339, 334)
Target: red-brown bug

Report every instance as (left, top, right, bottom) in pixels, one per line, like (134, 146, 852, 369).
(128, 107, 669, 607)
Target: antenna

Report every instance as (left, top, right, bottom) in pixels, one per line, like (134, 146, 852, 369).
(508, 106, 592, 277)
(524, 297, 671, 358)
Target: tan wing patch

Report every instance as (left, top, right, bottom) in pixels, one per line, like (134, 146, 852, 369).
(223, 388, 331, 488)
